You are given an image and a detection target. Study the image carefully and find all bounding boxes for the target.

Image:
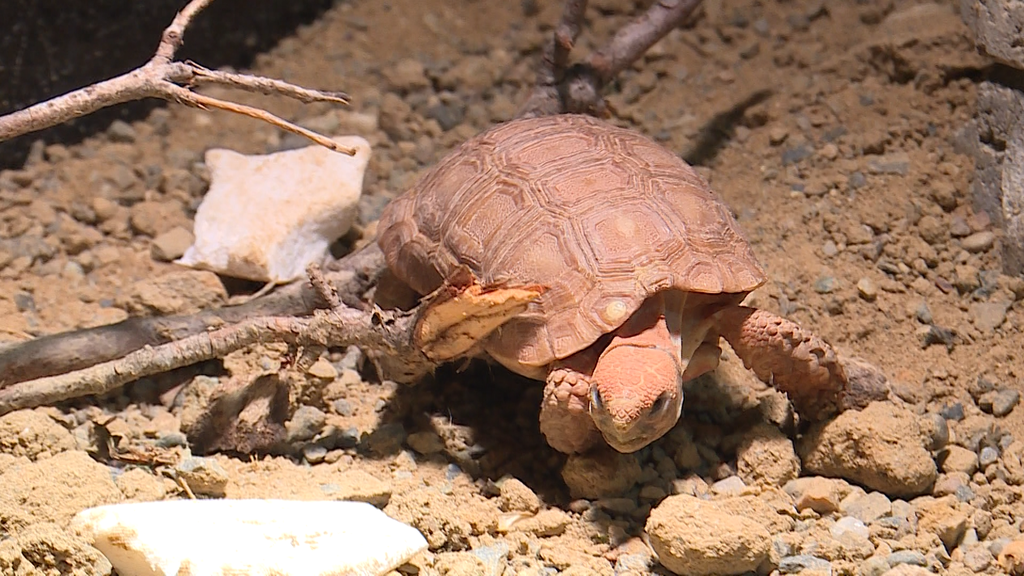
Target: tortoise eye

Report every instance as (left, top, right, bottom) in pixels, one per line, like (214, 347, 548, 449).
(650, 392, 670, 415)
(590, 387, 604, 411)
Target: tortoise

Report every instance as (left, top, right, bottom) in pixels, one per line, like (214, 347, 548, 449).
(377, 113, 861, 454)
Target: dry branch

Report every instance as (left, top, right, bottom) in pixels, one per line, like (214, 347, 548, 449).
(0, 0, 353, 154)
(519, 0, 704, 117)
(0, 243, 387, 386)
(0, 296, 432, 417)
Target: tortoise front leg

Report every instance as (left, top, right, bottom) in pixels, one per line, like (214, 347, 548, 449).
(715, 306, 850, 422)
(540, 350, 603, 454)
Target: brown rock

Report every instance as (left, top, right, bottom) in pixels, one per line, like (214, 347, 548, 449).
(646, 495, 771, 576)
(798, 402, 937, 498)
(0, 450, 123, 528)
(0, 409, 76, 460)
(119, 270, 227, 315)
(0, 522, 112, 575)
(736, 423, 800, 486)
(917, 495, 969, 550)
(129, 200, 188, 237)
(561, 449, 641, 499)
(998, 539, 1024, 576)
(499, 477, 541, 513)
(150, 226, 194, 262)
(940, 445, 979, 475)
(784, 477, 852, 514)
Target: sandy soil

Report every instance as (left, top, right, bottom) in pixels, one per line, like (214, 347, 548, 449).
(2, 0, 1023, 575)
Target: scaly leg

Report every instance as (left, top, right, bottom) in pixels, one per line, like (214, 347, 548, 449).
(540, 349, 603, 454)
(716, 306, 849, 422)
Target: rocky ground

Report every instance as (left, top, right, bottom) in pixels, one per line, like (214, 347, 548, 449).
(2, 0, 1024, 574)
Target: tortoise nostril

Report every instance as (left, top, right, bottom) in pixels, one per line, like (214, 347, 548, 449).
(650, 392, 670, 415)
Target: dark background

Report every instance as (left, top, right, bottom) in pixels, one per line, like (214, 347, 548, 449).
(0, 0, 336, 169)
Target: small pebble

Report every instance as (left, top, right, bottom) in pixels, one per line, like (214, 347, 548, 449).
(175, 457, 230, 497)
(406, 430, 445, 455)
(979, 446, 999, 468)
(305, 358, 338, 380)
(710, 475, 747, 496)
(939, 402, 965, 421)
(822, 240, 838, 257)
(107, 119, 138, 143)
(941, 445, 979, 475)
(499, 478, 541, 514)
(769, 126, 789, 145)
(979, 389, 1020, 417)
(285, 406, 326, 444)
(847, 171, 867, 189)
(963, 544, 994, 572)
(840, 491, 891, 524)
(857, 277, 878, 301)
(150, 226, 194, 262)
(365, 422, 407, 455)
(970, 301, 1010, 333)
(867, 152, 910, 175)
(782, 145, 812, 165)
(778, 555, 832, 574)
(562, 450, 642, 499)
(961, 231, 996, 253)
(913, 300, 933, 324)
(831, 516, 869, 540)
(814, 276, 838, 294)
(924, 413, 950, 451)
(887, 550, 928, 567)
(332, 399, 354, 417)
(445, 463, 463, 481)
(303, 444, 328, 464)
(784, 477, 847, 514)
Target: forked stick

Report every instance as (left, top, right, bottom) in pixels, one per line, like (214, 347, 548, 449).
(520, 0, 703, 117)
(0, 0, 354, 154)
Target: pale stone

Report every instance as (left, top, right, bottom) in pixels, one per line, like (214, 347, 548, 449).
(178, 137, 370, 283)
(71, 499, 426, 576)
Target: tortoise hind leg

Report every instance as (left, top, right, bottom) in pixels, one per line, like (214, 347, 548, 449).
(715, 306, 856, 422)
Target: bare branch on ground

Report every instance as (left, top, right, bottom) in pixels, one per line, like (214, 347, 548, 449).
(0, 0, 353, 154)
(0, 243, 387, 387)
(0, 276, 433, 416)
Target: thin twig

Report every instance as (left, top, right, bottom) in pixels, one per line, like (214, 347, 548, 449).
(0, 0, 351, 154)
(168, 86, 357, 154)
(551, 0, 590, 84)
(586, 0, 703, 83)
(188, 64, 349, 105)
(519, 0, 704, 118)
(156, 0, 216, 62)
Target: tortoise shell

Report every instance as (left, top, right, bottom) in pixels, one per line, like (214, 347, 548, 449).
(377, 114, 766, 370)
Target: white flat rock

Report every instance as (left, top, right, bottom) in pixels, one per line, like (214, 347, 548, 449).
(71, 499, 427, 576)
(178, 137, 370, 283)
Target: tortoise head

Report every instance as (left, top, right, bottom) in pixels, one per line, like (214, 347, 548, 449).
(588, 342, 684, 453)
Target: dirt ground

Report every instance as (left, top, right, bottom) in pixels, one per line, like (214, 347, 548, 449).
(2, 0, 1024, 574)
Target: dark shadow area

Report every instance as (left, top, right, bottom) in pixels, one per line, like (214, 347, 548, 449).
(682, 89, 773, 167)
(367, 359, 576, 504)
(0, 0, 337, 169)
